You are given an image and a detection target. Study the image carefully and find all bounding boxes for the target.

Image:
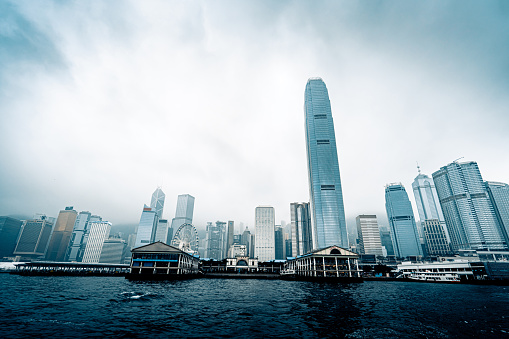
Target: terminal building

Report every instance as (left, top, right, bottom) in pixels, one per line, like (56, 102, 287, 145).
(128, 242, 199, 278)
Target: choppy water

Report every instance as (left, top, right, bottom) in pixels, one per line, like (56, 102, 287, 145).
(1, 274, 508, 338)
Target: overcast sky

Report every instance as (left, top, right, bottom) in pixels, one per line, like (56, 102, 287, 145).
(1, 1, 509, 235)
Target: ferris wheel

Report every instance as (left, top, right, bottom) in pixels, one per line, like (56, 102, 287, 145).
(171, 223, 199, 255)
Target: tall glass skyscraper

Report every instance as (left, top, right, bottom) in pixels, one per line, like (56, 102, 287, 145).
(134, 205, 158, 248)
(170, 194, 195, 232)
(485, 181, 509, 246)
(150, 187, 165, 219)
(433, 161, 506, 251)
(304, 78, 348, 249)
(290, 202, 312, 257)
(255, 206, 275, 261)
(385, 183, 423, 258)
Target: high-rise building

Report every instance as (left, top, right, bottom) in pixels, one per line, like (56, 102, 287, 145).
(290, 202, 313, 257)
(46, 207, 78, 261)
(205, 221, 226, 260)
(485, 181, 509, 246)
(422, 219, 451, 256)
(274, 225, 284, 260)
(150, 187, 165, 219)
(355, 215, 383, 256)
(82, 221, 111, 263)
(304, 77, 348, 249)
(99, 237, 127, 264)
(226, 221, 234, 255)
(255, 206, 275, 262)
(285, 238, 293, 258)
(433, 161, 506, 251)
(14, 215, 55, 259)
(170, 194, 195, 233)
(379, 227, 395, 257)
(153, 219, 169, 243)
(385, 183, 423, 258)
(0, 216, 23, 259)
(240, 227, 251, 257)
(65, 211, 92, 262)
(134, 205, 158, 248)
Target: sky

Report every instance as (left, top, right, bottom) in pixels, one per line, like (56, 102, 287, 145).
(1, 1, 509, 236)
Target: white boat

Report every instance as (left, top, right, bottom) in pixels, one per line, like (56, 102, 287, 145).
(395, 260, 473, 283)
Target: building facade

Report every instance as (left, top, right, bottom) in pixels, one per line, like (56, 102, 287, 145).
(485, 181, 509, 246)
(205, 221, 226, 260)
(150, 187, 165, 219)
(255, 206, 275, 262)
(432, 161, 506, 251)
(14, 216, 54, 259)
(385, 183, 423, 258)
(304, 77, 348, 249)
(134, 205, 158, 248)
(355, 215, 383, 256)
(274, 225, 284, 260)
(153, 219, 169, 243)
(82, 221, 112, 263)
(99, 237, 127, 264)
(290, 202, 313, 257)
(422, 219, 451, 256)
(46, 207, 78, 261)
(170, 194, 195, 232)
(0, 216, 23, 259)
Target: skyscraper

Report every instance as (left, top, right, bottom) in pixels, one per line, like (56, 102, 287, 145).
(46, 207, 78, 261)
(240, 227, 252, 257)
(433, 161, 506, 251)
(485, 181, 509, 246)
(205, 221, 226, 260)
(254, 206, 275, 262)
(385, 183, 423, 258)
(0, 216, 23, 259)
(226, 221, 234, 255)
(134, 205, 158, 248)
(274, 225, 284, 260)
(170, 194, 195, 232)
(379, 227, 395, 257)
(66, 211, 93, 262)
(290, 202, 313, 257)
(304, 77, 348, 249)
(150, 187, 165, 219)
(82, 221, 111, 263)
(153, 219, 169, 243)
(99, 237, 127, 264)
(355, 215, 383, 256)
(422, 219, 451, 256)
(14, 215, 55, 259)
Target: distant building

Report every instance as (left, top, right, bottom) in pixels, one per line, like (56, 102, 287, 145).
(14, 216, 54, 259)
(46, 207, 78, 261)
(485, 181, 509, 246)
(205, 221, 226, 260)
(153, 219, 169, 243)
(170, 194, 195, 234)
(228, 244, 247, 258)
(285, 238, 292, 258)
(66, 211, 92, 262)
(433, 161, 506, 251)
(290, 202, 313, 257)
(385, 183, 422, 258)
(226, 221, 234, 255)
(255, 206, 275, 261)
(150, 187, 165, 219)
(274, 225, 284, 260)
(0, 216, 23, 259)
(134, 205, 158, 248)
(355, 215, 383, 256)
(422, 219, 451, 256)
(82, 221, 112, 263)
(99, 237, 127, 264)
(240, 227, 252, 257)
(304, 78, 348, 249)
(379, 227, 395, 257)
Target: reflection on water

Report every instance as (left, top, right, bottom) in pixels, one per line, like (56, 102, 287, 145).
(1, 275, 508, 338)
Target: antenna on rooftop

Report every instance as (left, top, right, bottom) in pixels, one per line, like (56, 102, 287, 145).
(453, 157, 464, 163)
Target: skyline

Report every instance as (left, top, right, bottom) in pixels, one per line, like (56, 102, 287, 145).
(1, 1, 509, 232)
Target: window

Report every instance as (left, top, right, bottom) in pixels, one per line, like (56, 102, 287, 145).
(321, 185, 335, 190)
(314, 114, 327, 119)
(317, 139, 330, 145)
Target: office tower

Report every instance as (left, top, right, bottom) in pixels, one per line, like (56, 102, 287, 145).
(233, 234, 241, 244)
(250, 233, 256, 259)
(150, 187, 165, 219)
(153, 219, 169, 243)
(0, 217, 23, 259)
(205, 221, 226, 260)
(241, 227, 251, 257)
(485, 181, 509, 245)
(226, 221, 234, 254)
(304, 77, 348, 249)
(385, 183, 423, 258)
(433, 161, 506, 251)
(290, 202, 313, 257)
(46, 207, 78, 261)
(170, 194, 195, 237)
(134, 205, 158, 248)
(14, 215, 54, 259)
(285, 239, 293, 258)
(379, 227, 395, 257)
(422, 219, 451, 256)
(255, 206, 275, 262)
(274, 225, 284, 260)
(356, 215, 383, 256)
(66, 211, 92, 262)
(82, 221, 111, 263)
(99, 237, 127, 264)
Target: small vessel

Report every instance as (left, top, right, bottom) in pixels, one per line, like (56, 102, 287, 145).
(395, 260, 474, 283)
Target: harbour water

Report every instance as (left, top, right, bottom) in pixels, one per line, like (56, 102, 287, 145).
(1, 274, 508, 338)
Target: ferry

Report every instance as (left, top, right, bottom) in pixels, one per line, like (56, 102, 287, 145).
(395, 260, 474, 283)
